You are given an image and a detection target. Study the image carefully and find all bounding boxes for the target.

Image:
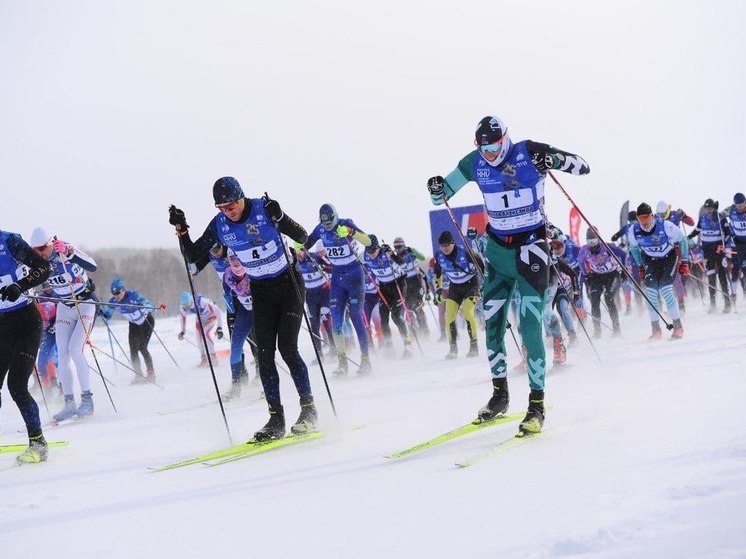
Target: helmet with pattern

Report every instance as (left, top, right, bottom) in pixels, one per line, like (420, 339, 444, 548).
(474, 115, 511, 167)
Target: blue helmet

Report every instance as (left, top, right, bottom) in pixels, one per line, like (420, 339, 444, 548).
(319, 203, 338, 227)
(110, 278, 125, 295)
(179, 292, 194, 308)
(213, 177, 244, 205)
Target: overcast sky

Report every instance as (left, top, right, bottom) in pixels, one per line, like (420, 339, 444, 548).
(2, 1, 744, 255)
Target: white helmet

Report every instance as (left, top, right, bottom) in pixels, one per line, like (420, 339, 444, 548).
(29, 227, 53, 248)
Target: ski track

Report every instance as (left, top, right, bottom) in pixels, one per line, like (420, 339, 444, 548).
(1, 307, 745, 559)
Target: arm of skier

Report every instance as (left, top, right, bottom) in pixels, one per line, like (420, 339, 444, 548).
(525, 141, 591, 176)
(8, 234, 52, 291)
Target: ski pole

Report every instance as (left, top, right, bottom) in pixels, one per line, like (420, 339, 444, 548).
(30, 294, 159, 311)
(103, 317, 119, 375)
(264, 193, 337, 417)
(32, 365, 51, 420)
(548, 171, 674, 330)
(101, 316, 133, 368)
(148, 323, 181, 370)
(170, 207, 233, 445)
(441, 199, 485, 283)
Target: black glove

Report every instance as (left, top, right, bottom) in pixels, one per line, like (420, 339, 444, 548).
(169, 205, 189, 233)
(380, 243, 392, 254)
(216, 327, 224, 340)
(427, 176, 445, 199)
(178, 331, 185, 341)
(532, 151, 565, 173)
(0, 283, 22, 302)
(262, 194, 284, 221)
(467, 227, 477, 241)
(433, 288, 443, 305)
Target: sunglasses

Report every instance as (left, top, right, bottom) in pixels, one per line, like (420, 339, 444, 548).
(216, 200, 239, 212)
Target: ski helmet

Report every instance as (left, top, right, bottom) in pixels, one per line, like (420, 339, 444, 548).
(110, 278, 125, 295)
(734, 193, 746, 205)
(438, 231, 455, 246)
(319, 203, 338, 228)
(636, 202, 653, 216)
(213, 177, 244, 205)
(586, 227, 600, 248)
(475, 115, 511, 168)
(656, 200, 670, 218)
(365, 234, 380, 253)
(29, 227, 53, 248)
(627, 210, 637, 222)
(703, 198, 717, 210)
(179, 292, 194, 308)
(393, 237, 406, 250)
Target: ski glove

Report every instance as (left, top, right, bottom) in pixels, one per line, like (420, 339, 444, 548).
(169, 205, 189, 234)
(0, 283, 22, 302)
(158, 303, 167, 311)
(532, 151, 565, 173)
(678, 261, 690, 276)
(177, 331, 185, 341)
(52, 239, 71, 256)
(433, 288, 442, 305)
(336, 225, 353, 238)
(263, 195, 284, 222)
(638, 268, 646, 282)
(216, 327, 224, 340)
(427, 176, 445, 199)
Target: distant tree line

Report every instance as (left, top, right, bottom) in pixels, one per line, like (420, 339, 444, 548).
(84, 248, 224, 317)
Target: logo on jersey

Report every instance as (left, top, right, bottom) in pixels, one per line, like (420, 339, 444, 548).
(221, 223, 230, 233)
(253, 237, 264, 246)
(223, 233, 237, 243)
(476, 169, 490, 179)
(516, 153, 524, 161)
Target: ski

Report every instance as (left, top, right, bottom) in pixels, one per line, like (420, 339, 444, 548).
(454, 430, 542, 468)
(384, 411, 525, 460)
(0, 441, 69, 453)
(202, 431, 324, 467)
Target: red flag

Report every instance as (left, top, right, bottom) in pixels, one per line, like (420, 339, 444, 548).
(569, 207, 581, 245)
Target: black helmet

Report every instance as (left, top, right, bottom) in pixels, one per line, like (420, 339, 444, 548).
(636, 202, 653, 216)
(627, 210, 637, 222)
(365, 234, 380, 253)
(703, 198, 718, 209)
(213, 177, 244, 205)
(319, 203, 338, 227)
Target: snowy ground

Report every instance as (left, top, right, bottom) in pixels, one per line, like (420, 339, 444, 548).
(1, 302, 745, 559)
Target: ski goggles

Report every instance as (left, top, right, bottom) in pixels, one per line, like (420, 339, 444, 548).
(111, 288, 125, 295)
(216, 200, 240, 212)
(478, 138, 506, 153)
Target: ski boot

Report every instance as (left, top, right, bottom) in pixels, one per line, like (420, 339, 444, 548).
(723, 297, 732, 314)
(474, 378, 509, 424)
(222, 379, 242, 401)
(210, 353, 219, 366)
(253, 405, 286, 442)
(197, 355, 208, 368)
(445, 343, 458, 360)
(239, 363, 250, 385)
(76, 391, 94, 418)
(131, 373, 148, 385)
(552, 336, 566, 365)
(624, 304, 632, 316)
(518, 390, 544, 437)
(593, 324, 602, 340)
(146, 368, 156, 383)
(649, 321, 662, 340)
(357, 354, 372, 375)
(17, 434, 48, 464)
(466, 339, 479, 358)
(678, 299, 686, 315)
(334, 353, 349, 377)
(401, 339, 413, 360)
(671, 318, 684, 340)
(518, 389, 545, 436)
(53, 395, 77, 422)
(291, 396, 318, 435)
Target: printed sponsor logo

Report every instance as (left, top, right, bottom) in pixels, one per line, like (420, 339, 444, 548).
(476, 169, 490, 179)
(531, 263, 540, 272)
(223, 233, 237, 243)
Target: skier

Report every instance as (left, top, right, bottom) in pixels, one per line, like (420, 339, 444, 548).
(29, 227, 98, 422)
(726, 192, 746, 295)
(296, 245, 336, 362)
(427, 114, 589, 435)
(628, 203, 689, 339)
(363, 235, 412, 357)
(100, 278, 162, 383)
(0, 228, 52, 463)
(169, 176, 317, 440)
(35, 283, 59, 394)
(433, 231, 483, 359)
(220, 250, 255, 400)
(687, 199, 732, 312)
(547, 227, 581, 350)
(304, 204, 373, 376)
(655, 201, 695, 227)
(178, 291, 223, 367)
(577, 227, 625, 338)
(392, 237, 430, 338)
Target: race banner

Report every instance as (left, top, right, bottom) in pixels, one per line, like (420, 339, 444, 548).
(428, 204, 488, 256)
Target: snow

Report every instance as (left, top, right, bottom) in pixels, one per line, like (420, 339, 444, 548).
(1, 305, 745, 558)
